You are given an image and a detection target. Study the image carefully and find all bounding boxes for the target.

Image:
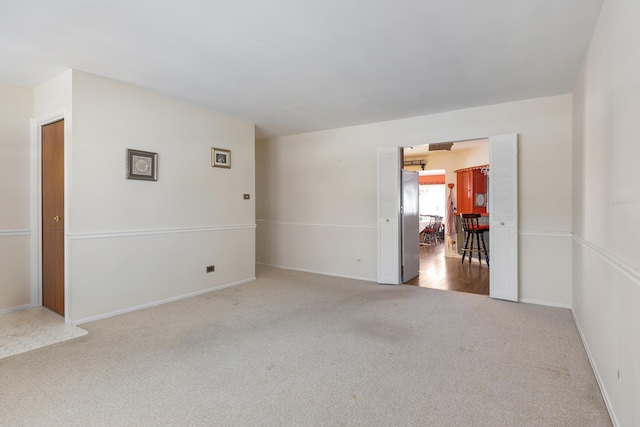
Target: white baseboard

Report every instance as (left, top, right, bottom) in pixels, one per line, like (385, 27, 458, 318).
(519, 298, 571, 309)
(571, 308, 618, 427)
(72, 277, 256, 325)
(256, 262, 375, 283)
(0, 303, 34, 315)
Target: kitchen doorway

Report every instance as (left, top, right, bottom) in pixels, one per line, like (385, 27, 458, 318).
(404, 139, 490, 295)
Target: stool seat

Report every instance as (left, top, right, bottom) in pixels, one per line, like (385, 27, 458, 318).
(460, 213, 489, 266)
(469, 224, 490, 231)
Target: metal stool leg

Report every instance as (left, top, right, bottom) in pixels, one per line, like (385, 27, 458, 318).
(480, 232, 489, 266)
(461, 230, 471, 263)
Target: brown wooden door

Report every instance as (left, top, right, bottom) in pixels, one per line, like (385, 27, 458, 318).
(42, 120, 65, 316)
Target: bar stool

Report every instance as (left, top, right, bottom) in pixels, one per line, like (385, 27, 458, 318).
(460, 213, 489, 265)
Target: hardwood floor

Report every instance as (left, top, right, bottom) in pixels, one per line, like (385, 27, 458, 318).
(405, 243, 489, 295)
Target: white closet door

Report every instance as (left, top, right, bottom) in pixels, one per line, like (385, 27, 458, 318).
(489, 134, 519, 301)
(377, 147, 401, 285)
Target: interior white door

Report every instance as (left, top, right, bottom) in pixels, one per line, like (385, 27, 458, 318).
(402, 170, 419, 282)
(377, 147, 401, 285)
(489, 133, 518, 301)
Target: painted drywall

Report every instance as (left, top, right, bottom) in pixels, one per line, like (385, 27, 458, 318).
(257, 94, 572, 307)
(453, 143, 489, 171)
(0, 82, 33, 311)
(34, 70, 72, 118)
(33, 70, 256, 322)
(572, 0, 640, 424)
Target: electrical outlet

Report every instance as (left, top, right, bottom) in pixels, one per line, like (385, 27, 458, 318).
(243, 194, 250, 200)
(356, 259, 362, 263)
(206, 265, 215, 273)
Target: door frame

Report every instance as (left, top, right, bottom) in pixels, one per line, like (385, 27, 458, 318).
(380, 134, 519, 300)
(31, 110, 69, 322)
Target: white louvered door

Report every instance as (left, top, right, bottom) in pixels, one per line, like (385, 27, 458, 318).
(377, 147, 401, 285)
(489, 134, 519, 301)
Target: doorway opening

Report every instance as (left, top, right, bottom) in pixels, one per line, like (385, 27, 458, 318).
(404, 138, 490, 295)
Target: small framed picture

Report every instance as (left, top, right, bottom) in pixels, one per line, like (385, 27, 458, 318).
(127, 149, 158, 181)
(212, 147, 231, 169)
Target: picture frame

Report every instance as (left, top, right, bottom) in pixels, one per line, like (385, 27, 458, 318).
(127, 149, 158, 181)
(212, 147, 231, 169)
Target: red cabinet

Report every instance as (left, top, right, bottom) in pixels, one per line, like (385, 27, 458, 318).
(455, 166, 487, 214)
(457, 169, 473, 214)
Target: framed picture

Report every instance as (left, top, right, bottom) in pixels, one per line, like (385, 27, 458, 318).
(127, 149, 158, 181)
(212, 147, 231, 169)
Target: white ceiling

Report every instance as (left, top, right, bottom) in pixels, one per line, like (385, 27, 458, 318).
(0, 0, 603, 139)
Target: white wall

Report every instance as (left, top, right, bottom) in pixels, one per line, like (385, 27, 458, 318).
(572, 0, 640, 424)
(256, 94, 572, 307)
(0, 82, 33, 312)
(34, 70, 256, 323)
(34, 70, 72, 118)
(453, 143, 489, 171)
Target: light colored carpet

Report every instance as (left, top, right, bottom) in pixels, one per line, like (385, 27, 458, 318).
(0, 265, 611, 426)
(0, 307, 87, 359)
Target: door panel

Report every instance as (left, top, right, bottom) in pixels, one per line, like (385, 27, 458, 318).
(489, 133, 518, 302)
(42, 119, 65, 316)
(402, 170, 419, 282)
(377, 147, 401, 285)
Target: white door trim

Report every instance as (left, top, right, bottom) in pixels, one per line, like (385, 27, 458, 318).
(381, 134, 519, 299)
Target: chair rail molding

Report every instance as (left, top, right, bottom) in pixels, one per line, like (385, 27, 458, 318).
(256, 219, 376, 229)
(518, 229, 572, 238)
(0, 229, 30, 237)
(573, 234, 640, 288)
(66, 224, 256, 240)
